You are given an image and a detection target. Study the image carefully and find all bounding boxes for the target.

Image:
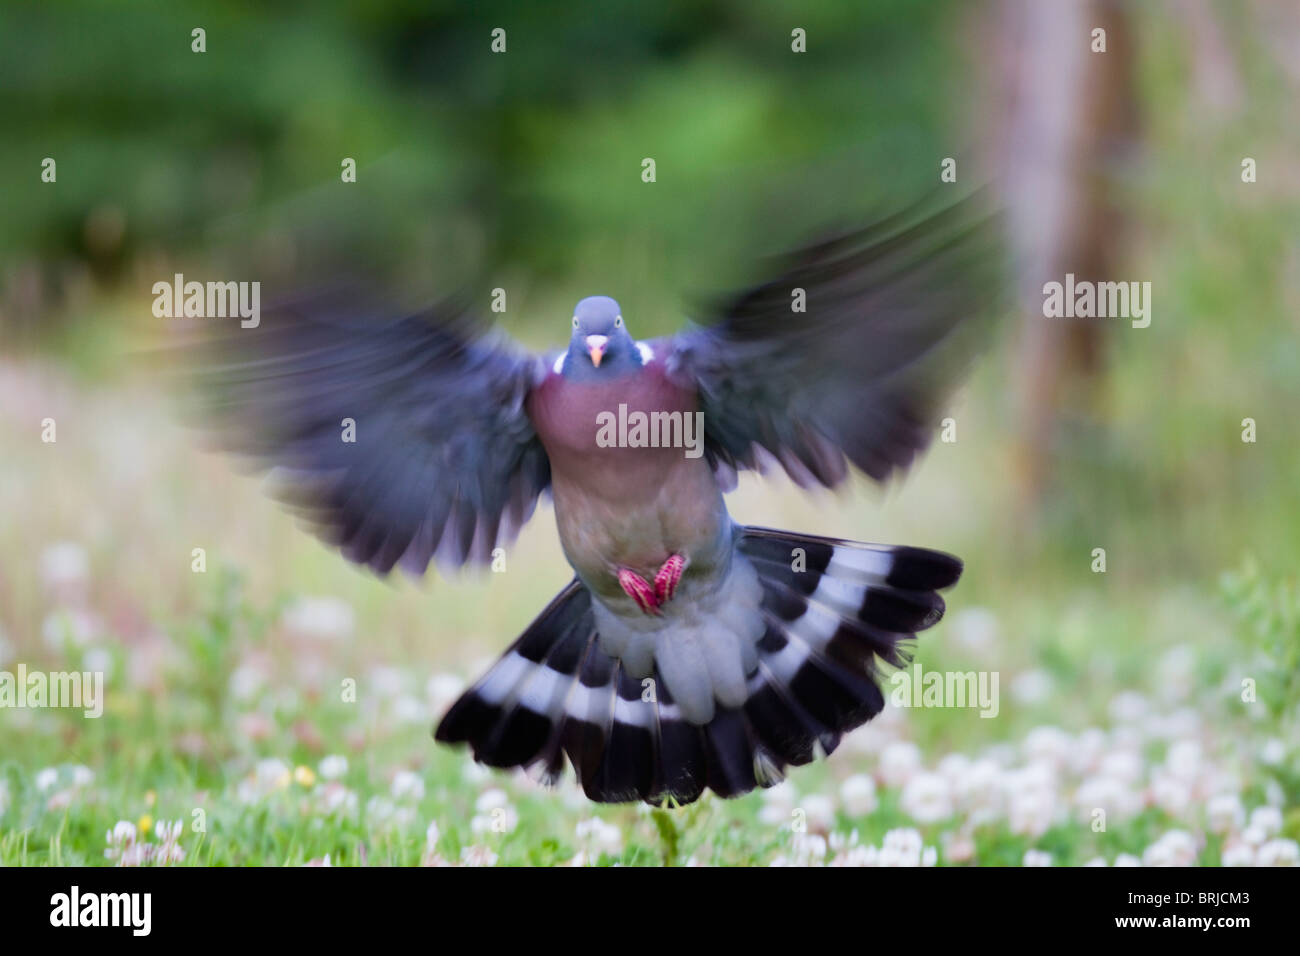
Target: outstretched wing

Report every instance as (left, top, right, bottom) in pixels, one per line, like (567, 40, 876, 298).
(666, 195, 1000, 489)
(187, 288, 552, 576)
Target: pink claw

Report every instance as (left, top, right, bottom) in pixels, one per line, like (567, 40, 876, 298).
(617, 568, 661, 616)
(654, 554, 686, 605)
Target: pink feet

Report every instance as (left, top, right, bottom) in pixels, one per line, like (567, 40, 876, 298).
(617, 568, 660, 616)
(617, 554, 687, 616)
(654, 553, 686, 604)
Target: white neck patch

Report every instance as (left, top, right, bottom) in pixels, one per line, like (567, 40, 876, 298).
(552, 352, 566, 375)
(636, 341, 654, 364)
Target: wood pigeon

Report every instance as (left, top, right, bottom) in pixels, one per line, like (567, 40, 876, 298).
(193, 196, 995, 805)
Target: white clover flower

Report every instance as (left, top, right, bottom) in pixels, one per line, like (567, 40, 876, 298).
(104, 820, 143, 864)
(117, 843, 156, 867)
(1259, 738, 1286, 766)
(1004, 761, 1057, 796)
(35, 767, 59, 792)
(1151, 708, 1200, 741)
(1098, 749, 1144, 785)
(471, 804, 519, 836)
(883, 828, 922, 855)
(877, 828, 926, 867)
(1113, 853, 1142, 867)
(759, 780, 797, 827)
(790, 832, 828, 865)
(1205, 793, 1245, 834)
(758, 802, 793, 827)
(1068, 728, 1109, 776)
(1155, 645, 1196, 703)
(459, 845, 499, 867)
(315, 781, 359, 817)
(954, 758, 1003, 822)
(255, 758, 291, 791)
(228, 664, 266, 702)
(366, 795, 396, 824)
(1108, 691, 1150, 725)
(900, 772, 954, 824)
(40, 542, 89, 592)
(318, 755, 349, 781)
(393, 694, 428, 725)
(830, 844, 879, 867)
(800, 794, 836, 832)
(426, 673, 466, 712)
(1083, 857, 1107, 867)
(1023, 849, 1053, 867)
(949, 607, 999, 654)
(936, 752, 971, 783)
(1075, 775, 1142, 825)
(154, 820, 186, 865)
(1143, 830, 1198, 867)
(83, 647, 114, 680)
(1240, 824, 1268, 847)
(839, 774, 878, 817)
(1255, 839, 1298, 867)
(941, 831, 976, 864)
(69, 765, 95, 788)
(1023, 726, 1072, 768)
(575, 817, 623, 855)
(281, 597, 354, 642)
(475, 787, 509, 813)
(1007, 789, 1057, 839)
(390, 770, 425, 802)
(828, 830, 859, 853)
(921, 846, 938, 867)
(1220, 842, 1255, 867)
(425, 821, 441, 851)
(369, 666, 408, 697)
(1249, 805, 1283, 837)
(1163, 740, 1202, 783)
(878, 741, 922, 787)
(843, 719, 897, 757)
(41, 609, 98, 650)
(1010, 669, 1053, 705)
(1150, 773, 1193, 818)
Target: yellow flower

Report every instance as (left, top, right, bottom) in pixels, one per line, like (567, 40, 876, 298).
(137, 814, 153, 835)
(293, 765, 317, 788)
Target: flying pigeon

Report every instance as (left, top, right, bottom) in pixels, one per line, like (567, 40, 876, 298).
(192, 196, 995, 805)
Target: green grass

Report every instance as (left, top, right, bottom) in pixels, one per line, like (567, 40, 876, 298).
(3, 1, 1300, 867)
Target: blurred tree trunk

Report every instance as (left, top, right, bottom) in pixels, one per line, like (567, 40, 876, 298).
(984, 0, 1140, 515)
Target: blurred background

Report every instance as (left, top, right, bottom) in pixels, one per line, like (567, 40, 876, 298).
(1, 0, 1298, 866)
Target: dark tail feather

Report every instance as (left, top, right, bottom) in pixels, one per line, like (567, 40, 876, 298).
(435, 528, 961, 805)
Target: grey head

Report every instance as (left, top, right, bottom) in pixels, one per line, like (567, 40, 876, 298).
(560, 295, 644, 381)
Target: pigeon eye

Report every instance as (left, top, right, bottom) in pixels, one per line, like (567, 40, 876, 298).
(614, 315, 623, 328)
(572, 317, 579, 329)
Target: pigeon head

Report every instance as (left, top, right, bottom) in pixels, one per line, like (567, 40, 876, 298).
(563, 295, 641, 379)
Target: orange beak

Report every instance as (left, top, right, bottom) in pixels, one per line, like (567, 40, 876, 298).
(586, 334, 608, 367)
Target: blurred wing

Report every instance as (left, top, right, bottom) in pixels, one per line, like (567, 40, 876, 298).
(666, 195, 999, 488)
(189, 288, 551, 576)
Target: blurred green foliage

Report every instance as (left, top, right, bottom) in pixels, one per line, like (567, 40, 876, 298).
(2, 0, 962, 343)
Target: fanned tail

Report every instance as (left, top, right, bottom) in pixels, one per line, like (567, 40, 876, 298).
(435, 527, 961, 805)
